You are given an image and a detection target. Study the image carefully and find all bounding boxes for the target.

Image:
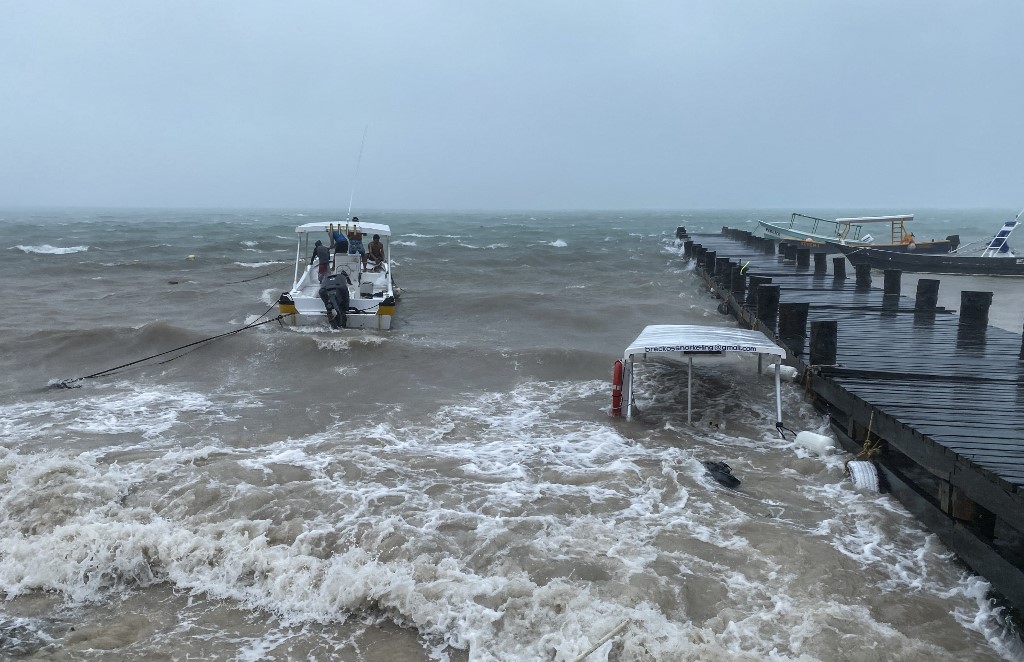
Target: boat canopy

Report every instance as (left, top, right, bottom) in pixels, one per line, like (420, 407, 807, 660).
(623, 325, 786, 361)
(834, 214, 913, 225)
(294, 221, 391, 237)
(622, 325, 787, 435)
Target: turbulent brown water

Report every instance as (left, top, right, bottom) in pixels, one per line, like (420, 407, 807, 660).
(1, 208, 1021, 661)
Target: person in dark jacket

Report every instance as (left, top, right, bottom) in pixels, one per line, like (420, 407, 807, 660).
(318, 272, 351, 328)
(310, 240, 331, 282)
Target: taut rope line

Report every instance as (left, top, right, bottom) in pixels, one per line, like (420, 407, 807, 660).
(53, 303, 291, 388)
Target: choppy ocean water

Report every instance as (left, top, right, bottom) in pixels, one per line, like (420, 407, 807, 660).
(0, 208, 1022, 661)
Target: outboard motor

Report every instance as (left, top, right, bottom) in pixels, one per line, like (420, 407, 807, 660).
(946, 234, 960, 252)
(319, 273, 351, 328)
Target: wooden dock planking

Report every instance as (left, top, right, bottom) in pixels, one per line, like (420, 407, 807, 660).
(683, 229, 1024, 611)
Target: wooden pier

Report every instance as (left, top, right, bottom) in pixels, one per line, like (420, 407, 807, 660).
(679, 226, 1024, 614)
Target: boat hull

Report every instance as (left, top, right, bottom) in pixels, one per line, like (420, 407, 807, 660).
(278, 274, 395, 330)
(838, 245, 1024, 276)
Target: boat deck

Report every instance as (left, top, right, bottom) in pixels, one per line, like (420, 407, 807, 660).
(681, 228, 1024, 611)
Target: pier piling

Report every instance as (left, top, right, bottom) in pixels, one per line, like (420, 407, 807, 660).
(813, 252, 827, 274)
(809, 320, 838, 365)
(883, 269, 902, 296)
(779, 302, 810, 354)
(915, 279, 940, 310)
(730, 264, 745, 296)
(833, 257, 847, 280)
(756, 284, 781, 330)
(703, 250, 717, 273)
(960, 291, 994, 325)
(796, 247, 811, 268)
(854, 264, 872, 289)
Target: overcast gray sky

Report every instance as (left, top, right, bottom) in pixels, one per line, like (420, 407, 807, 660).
(1, 1, 1021, 210)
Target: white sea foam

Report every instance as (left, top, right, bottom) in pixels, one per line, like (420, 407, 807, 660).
(241, 241, 258, 248)
(260, 287, 282, 305)
(235, 261, 285, 268)
(0, 373, 1016, 660)
(333, 366, 360, 376)
(13, 244, 89, 254)
(550, 239, 568, 247)
(0, 384, 251, 446)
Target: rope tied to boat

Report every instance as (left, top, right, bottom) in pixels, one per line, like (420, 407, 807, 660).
(222, 263, 292, 285)
(53, 303, 293, 388)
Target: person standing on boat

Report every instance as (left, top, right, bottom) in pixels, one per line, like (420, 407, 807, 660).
(310, 240, 331, 282)
(328, 225, 348, 262)
(347, 217, 366, 263)
(318, 271, 351, 329)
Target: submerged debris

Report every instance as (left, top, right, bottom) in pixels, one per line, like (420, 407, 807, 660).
(703, 460, 741, 488)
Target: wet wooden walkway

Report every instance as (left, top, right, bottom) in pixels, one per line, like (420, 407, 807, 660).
(682, 228, 1024, 613)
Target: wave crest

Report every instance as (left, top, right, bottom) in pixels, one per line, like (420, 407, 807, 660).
(13, 244, 89, 255)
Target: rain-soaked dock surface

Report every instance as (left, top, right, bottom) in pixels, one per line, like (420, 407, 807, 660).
(681, 227, 1024, 613)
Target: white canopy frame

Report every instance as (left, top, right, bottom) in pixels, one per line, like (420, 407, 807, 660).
(291, 220, 392, 288)
(622, 325, 788, 434)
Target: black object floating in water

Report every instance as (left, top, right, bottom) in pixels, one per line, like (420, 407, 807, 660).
(703, 461, 741, 488)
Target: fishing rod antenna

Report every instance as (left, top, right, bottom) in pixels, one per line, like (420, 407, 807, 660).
(346, 124, 370, 220)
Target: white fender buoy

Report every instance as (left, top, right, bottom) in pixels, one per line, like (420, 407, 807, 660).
(794, 431, 836, 456)
(848, 460, 880, 492)
(768, 364, 800, 382)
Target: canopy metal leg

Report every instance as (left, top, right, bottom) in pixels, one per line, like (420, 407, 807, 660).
(625, 359, 634, 421)
(774, 361, 783, 430)
(687, 356, 693, 425)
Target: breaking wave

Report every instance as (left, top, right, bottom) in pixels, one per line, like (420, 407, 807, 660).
(13, 244, 90, 255)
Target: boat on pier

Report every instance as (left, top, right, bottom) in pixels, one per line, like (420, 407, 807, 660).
(758, 213, 957, 254)
(837, 211, 1024, 276)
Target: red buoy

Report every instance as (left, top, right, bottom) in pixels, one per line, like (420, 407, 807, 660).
(611, 359, 624, 416)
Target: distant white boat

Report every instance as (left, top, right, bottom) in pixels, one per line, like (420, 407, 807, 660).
(277, 221, 397, 330)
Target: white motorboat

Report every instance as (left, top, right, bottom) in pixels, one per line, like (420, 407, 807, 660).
(277, 220, 397, 330)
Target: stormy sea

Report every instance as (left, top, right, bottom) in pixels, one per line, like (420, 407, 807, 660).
(1, 208, 1022, 661)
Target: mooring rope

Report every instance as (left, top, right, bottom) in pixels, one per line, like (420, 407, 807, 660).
(53, 303, 290, 388)
(165, 263, 292, 287)
(844, 410, 882, 474)
(222, 263, 292, 285)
